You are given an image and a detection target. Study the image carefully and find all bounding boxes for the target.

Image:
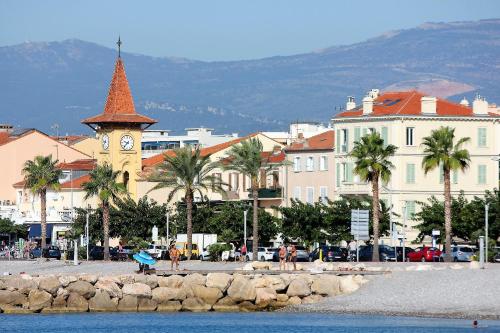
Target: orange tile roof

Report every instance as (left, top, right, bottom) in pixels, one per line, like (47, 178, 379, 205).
(261, 151, 286, 163)
(0, 132, 14, 146)
(335, 91, 500, 118)
(286, 130, 334, 151)
(60, 174, 91, 189)
(57, 159, 96, 171)
(141, 133, 259, 168)
(82, 58, 156, 125)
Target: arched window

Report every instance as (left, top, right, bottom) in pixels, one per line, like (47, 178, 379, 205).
(123, 171, 129, 189)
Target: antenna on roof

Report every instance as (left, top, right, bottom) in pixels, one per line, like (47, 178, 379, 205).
(117, 36, 122, 58)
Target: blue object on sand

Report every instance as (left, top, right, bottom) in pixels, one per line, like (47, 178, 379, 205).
(133, 251, 156, 265)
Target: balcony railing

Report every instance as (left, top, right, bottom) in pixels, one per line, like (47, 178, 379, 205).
(248, 187, 283, 199)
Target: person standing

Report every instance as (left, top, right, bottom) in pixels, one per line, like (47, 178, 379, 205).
(169, 245, 180, 271)
(279, 244, 287, 270)
(290, 244, 297, 271)
(240, 244, 247, 262)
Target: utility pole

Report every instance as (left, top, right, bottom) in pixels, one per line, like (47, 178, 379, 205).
(85, 212, 89, 261)
(166, 212, 170, 245)
(243, 210, 248, 247)
(402, 204, 406, 261)
(485, 203, 489, 266)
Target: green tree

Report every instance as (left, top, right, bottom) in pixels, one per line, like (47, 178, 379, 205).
(83, 163, 127, 260)
(148, 146, 224, 259)
(279, 200, 325, 246)
(421, 126, 470, 261)
(351, 132, 397, 261)
(224, 138, 285, 260)
(22, 155, 62, 249)
(0, 218, 28, 239)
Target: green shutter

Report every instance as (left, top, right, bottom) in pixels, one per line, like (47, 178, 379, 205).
(336, 163, 341, 185)
(336, 130, 341, 153)
(406, 201, 416, 219)
(362, 128, 368, 137)
(478, 165, 487, 184)
(381, 127, 388, 147)
(478, 128, 487, 147)
(345, 129, 349, 152)
(406, 163, 415, 184)
(452, 170, 458, 184)
(354, 127, 361, 142)
(347, 163, 354, 182)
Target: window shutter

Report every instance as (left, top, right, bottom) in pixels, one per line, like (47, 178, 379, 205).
(336, 163, 341, 185)
(406, 201, 416, 219)
(354, 127, 361, 142)
(381, 127, 388, 147)
(345, 129, 349, 152)
(478, 165, 487, 184)
(452, 170, 458, 184)
(362, 128, 368, 137)
(478, 128, 487, 147)
(336, 130, 341, 153)
(406, 163, 415, 184)
(347, 163, 354, 182)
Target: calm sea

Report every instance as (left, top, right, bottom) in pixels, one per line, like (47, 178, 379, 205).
(2, 312, 499, 333)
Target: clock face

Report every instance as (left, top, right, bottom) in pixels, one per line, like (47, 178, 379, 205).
(120, 134, 134, 150)
(101, 134, 109, 150)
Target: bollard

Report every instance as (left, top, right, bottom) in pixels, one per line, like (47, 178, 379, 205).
(73, 240, 79, 266)
(479, 236, 484, 269)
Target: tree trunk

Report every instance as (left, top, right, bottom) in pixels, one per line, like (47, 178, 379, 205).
(372, 175, 380, 262)
(40, 189, 47, 250)
(103, 201, 110, 261)
(186, 191, 193, 260)
(252, 177, 259, 261)
(443, 168, 452, 262)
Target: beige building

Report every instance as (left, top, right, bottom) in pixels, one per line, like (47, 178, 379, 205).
(283, 131, 335, 206)
(332, 90, 500, 243)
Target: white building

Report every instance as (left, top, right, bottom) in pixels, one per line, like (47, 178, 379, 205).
(263, 121, 332, 145)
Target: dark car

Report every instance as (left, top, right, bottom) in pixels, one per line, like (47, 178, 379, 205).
(395, 246, 415, 262)
(309, 246, 347, 262)
(29, 247, 42, 259)
(42, 246, 61, 260)
(111, 246, 132, 261)
(358, 245, 396, 262)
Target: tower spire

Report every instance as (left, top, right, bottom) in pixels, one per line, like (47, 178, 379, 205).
(117, 36, 122, 58)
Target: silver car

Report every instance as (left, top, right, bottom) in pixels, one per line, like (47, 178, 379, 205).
(450, 246, 474, 262)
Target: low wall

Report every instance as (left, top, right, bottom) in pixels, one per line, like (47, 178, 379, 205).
(0, 271, 369, 314)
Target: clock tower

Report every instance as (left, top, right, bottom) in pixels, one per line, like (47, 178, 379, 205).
(82, 38, 156, 200)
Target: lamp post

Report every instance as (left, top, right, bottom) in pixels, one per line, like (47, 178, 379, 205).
(243, 209, 248, 247)
(402, 203, 406, 261)
(381, 185, 395, 262)
(85, 211, 89, 261)
(485, 203, 489, 266)
(166, 212, 170, 245)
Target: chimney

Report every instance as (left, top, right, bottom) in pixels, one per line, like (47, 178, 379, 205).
(346, 96, 356, 111)
(473, 94, 488, 115)
(460, 97, 470, 107)
(363, 96, 373, 115)
(368, 89, 380, 99)
(421, 96, 437, 114)
(272, 145, 281, 155)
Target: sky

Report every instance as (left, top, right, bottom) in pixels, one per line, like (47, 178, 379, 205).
(1, 0, 499, 61)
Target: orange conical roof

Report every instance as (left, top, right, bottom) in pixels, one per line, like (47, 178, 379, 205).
(82, 57, 156, 126)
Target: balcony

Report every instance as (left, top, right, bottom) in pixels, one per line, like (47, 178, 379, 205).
(248, 187, 283, 199)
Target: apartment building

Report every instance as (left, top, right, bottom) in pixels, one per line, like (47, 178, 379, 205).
(332, 89, 499, 243)
(283, 131, 335, 207)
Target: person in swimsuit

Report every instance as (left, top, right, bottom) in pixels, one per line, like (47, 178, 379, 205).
(279, 245, 287, 271)
(290, 244, 297, 271)
(169, 244, 180, 271)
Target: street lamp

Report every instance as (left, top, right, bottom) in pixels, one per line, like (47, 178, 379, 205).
(485, 203, 489, 266)
(243, 210, 248, 247)
(381, 185, 396, 262)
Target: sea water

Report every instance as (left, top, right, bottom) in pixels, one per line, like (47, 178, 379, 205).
(2, 312, 500, 333)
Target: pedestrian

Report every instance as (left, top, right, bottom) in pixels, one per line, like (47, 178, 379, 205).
(169, 244, 180, 271)
(240, 243, 247, 262)
(290, 244, 297, 271)
(279, 244, 287, 270)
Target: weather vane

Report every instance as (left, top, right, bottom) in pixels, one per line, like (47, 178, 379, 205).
(117, 36, 122, 58)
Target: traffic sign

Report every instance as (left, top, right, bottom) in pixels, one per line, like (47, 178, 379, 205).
(351, 209, 370, 241)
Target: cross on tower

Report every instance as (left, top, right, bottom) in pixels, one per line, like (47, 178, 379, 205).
(117, 36, 122, 58)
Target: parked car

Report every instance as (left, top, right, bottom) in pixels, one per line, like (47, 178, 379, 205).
(147, 244, 168, 259)
(29, 247, 43, 259)
(309, 246, 346, 262)
(246, 247, 274, 261)
(407, 246, 441, 262)
(42, 245, 61, 260)
(358, 245, 396, 262)
(395, 246, 415, 262)
(272, 246, 309, 262)
(440, 246, 474, 262)
(494, 251, 500, 263)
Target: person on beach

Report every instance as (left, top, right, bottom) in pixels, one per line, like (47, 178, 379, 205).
(240, 244, 247, 262)
(279, 244, 287, 270)
(290, 244, 297, 271)
(169, 245, 180, 271)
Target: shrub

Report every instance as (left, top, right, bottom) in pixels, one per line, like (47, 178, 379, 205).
(207, 243, 231, 261)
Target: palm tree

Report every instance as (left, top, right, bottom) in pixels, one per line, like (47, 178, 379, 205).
(148, 146, 224, 259)
(83, 163, 127, 260)
(421, 126, 470, 262)
(22, 155, 62, 249)
(223, 138, 271, 261)
(351, 132, 397, 262)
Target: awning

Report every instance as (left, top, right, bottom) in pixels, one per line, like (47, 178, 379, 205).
(28, 224, 55, 239)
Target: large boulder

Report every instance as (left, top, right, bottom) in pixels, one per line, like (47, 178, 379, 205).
(118, 295, 138, 312)
(5, 277, 37, 294)
(28, 289, 53, 311)
(182, 297, 211, 312)
(51, 294, 67, 308)
(301, 294, 324, 304)
(287, 296, 302, 305)
(122, 283, 152, 298)
(95, 280, 122, 298)
(206, 273, 232, 292)
(238, 301, 257, 312)
(227, 277, 256, 302)
(158, 275, 184, 288)
(119, 274, 136, 285)
(38, 276, 61, 296)
(66, 293, 88, 312)
(134, 275, 158, 289)
(0, 279, 7, 290)
(98, 276, 122, 286)
(183, 273, 206, 286)
(255, 287, 277, 306)
(0, 290, 26, 305)
(192, 285, 223, 305)
(152, 287, 187, 303)
(59, 275, 77, 287)
(212, 296, 239, 312)
(286, 278, 311, 297)
(311, 275, 341, 296)
(79, 274, 98, 284)
(89, 290, 117, 312)
(251, 262, 273, 270)
(67, 281, 96, 299)
(339, 276, 360, 294)
(138, 298, 157, 311)
(157, 301, 182, 312)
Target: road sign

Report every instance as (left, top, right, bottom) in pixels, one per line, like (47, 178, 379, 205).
(432, 229, 440, 236)
(152, 226, 158, 242)
(351, 209, 369, 241)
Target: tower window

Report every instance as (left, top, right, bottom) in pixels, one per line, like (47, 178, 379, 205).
(123, 171, 129, 189)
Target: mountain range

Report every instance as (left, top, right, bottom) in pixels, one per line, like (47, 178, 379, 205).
(1, 19, 500, 135)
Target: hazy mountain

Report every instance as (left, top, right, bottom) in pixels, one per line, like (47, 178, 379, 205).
(1, 19, 499, 135)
